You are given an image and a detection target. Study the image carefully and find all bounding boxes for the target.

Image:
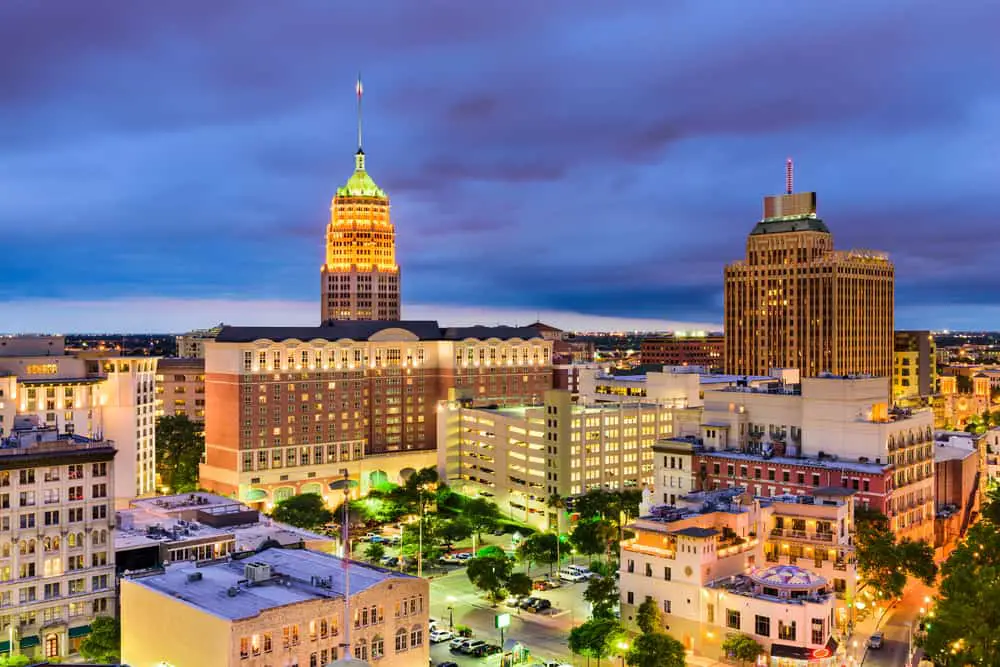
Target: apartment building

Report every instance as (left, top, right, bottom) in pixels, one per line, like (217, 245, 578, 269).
(893, 331, 937, 402)
(691, 375, 934, 542)
(201, 322, 553, 508)
(155, 357, 206, 422)
(0, 336, 157, 504)
(121, 548, 429, 667)
(620, 488, 842, 666)
(175, 324, 224, 359)
(438, 389, 675, 529)
(0, 418, 116, 663)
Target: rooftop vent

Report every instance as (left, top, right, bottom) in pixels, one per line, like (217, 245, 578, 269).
(186, 572, 203, 583)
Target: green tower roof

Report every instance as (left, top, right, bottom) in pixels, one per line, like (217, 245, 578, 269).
(336, 150, 386, 198)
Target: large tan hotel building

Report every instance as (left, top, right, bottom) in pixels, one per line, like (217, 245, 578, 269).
(200, 323, 553, 508)
(724, 186, 894, 378)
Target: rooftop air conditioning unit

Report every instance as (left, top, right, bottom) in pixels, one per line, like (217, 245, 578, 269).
(244, 561, 272, 584)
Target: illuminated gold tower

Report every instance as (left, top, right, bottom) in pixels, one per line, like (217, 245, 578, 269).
(724, 160, 894, 377)
(320, 77, 401, 322)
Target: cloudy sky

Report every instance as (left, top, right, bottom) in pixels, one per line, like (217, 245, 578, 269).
(1, 1, 997, 333)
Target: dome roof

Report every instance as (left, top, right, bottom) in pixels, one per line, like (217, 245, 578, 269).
(750, 565, 826, 589)
(336, 150, 386, 198)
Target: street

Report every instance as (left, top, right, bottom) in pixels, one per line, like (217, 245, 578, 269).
(849, 580, 935, 667)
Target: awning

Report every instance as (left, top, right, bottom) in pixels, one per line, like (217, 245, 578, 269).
(770, 637, 839, 662)
(245, 488, 268, 502)
(0, 640, 9, 653)
(19, 635, 39, 649)
(69, 624, 92, 638)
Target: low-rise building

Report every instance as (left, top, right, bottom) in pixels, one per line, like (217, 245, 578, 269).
(437, 389, 675, 529)
(115, 492, 333, 574)
(121, 548, 429, 667)
(620, 488, 842, 666)
(640, 333, 724, 371)
(0, 418, 117, 663)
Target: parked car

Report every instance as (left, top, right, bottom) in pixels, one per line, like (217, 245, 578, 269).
(455, 552, 474, 562)
(448, 637, 468, 651)
(429, 629, 453, 643)
(558, 568, 588, 583)
(440, 553, 463, 564)
(518, 596, 540, 609)
(380, 556, 399, 567)
(869, 633, 884, 650)
(565, 564, 596, 578)
(436, 662, 459, 667)
(504, 594, 526, 607)
(526, 598, 552, 613)
(471, 644, 502, 657)
(533, 577, 561, 591)
(458, 640, 487, 655)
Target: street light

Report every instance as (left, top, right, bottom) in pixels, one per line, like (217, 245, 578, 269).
(617, 640, 629, 667)
(446, 596, 456, 631)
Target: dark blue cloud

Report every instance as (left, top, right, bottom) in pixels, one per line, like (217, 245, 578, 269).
(1, 0, 998, 329)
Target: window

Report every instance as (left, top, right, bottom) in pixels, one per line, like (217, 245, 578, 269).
(410, 625, 423, 647)
(811, 618, 825, 645)
(644, 563, 652, 577)
(263, 633, 272, 653)
(92, 505, 107, 520)
(664, 566, 671, 581)
(727, 609, 741, 630)
(355, 639, 368, 661)
(626, 591, 634, 605)
(707, 604, 714, 624)
(755, 615, 770, 637)
(91, 484, 107, 498)
(663, 599, 671, 614)
(778, 620, 796, 641)
(240, 636, 251, 659)
(371, 635, 384, 659)
(395, 628, 408, 652)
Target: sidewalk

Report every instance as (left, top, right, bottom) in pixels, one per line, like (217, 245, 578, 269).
(844, 601, 889, 664)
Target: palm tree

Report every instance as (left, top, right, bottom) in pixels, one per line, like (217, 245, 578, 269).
(547, 493, 567, 569)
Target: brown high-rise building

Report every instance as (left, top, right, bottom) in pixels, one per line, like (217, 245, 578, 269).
(724, 173, 894, 377)
(320, 79, 401, 322)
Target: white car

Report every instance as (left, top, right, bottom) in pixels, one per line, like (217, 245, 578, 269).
(558, 568, 588, 583)
(566, 565, 597, 579)
(429, 629, 453, 643)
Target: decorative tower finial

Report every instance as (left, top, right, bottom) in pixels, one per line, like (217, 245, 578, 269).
(785, 157, 794, 194)
(355, 74, 366, 171)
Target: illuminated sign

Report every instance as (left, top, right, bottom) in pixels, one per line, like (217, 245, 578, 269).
(811, 647, 831, 659)
(495, 613, 511, 629)
(25, 364, 58, 376)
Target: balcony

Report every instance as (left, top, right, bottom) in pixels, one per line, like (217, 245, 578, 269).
(622, 541, 676, 560)
(770, 528, 836, 543)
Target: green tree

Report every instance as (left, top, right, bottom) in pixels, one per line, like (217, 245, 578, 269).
(80, 615, 121, 663)
(364, 542, 386, 563)
(547, 492, 567, 567)
(270, 493, 333, 531)
(982, 484, 1000, 525)
(506, 571, 533, 598)
(636, 597, 662, 634)
(155, 414, 204, 492)
(626, 632, 686, 667)
(436, 517, 473, 549)
(464, 497, 502, 543)
(722, 634, 765, 667)
(571, 519, 618, 561)
(466, 555, 513, 605)
(0, 656, 31, 667)
(518, 532, 559, 574)
(584, 571, 619, 620)
(476, 545, 507, 559)
(569, 617, 625, 665)
(920, 523, 1000, 664)
(855, 508, 936, 600)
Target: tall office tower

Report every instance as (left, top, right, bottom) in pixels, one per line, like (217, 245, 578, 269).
(320, 78, 401, 322)
(893, 330, 937, 402)
(724, 161, 894, 377)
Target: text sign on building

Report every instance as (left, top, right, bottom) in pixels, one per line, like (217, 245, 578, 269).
(495, 613, 511, 629)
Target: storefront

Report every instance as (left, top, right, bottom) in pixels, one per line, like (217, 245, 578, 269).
(770, 638, 841, 667)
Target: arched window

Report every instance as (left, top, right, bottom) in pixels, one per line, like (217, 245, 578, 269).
(319, 619, 328, 639)
(371, 635, 384, 659)
(354, 638, 367, 661)
(410, 624, 423, 647)
(394, 627, 408, 652)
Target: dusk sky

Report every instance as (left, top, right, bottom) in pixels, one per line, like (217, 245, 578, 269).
(2, 1, 998, 333)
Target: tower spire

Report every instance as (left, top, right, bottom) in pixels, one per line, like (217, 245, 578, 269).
(356, 73, 364, 154)
(785, 157, 794, 194)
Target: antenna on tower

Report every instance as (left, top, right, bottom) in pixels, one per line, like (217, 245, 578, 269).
(356, 73, 364, 153)
(785, 157, 794, 194)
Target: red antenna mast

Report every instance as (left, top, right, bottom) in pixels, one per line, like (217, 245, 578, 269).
(785, 157, 794, 194)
